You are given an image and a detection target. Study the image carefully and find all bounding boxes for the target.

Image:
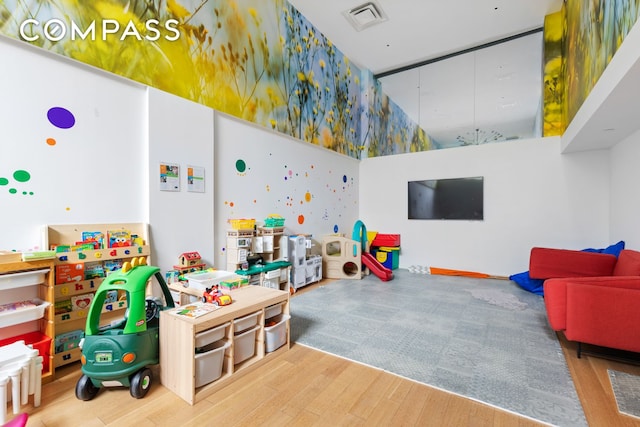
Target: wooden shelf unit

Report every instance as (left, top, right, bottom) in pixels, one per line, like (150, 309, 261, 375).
(159, 285, 290, 405)
(0, 259, 55, 384)
(43, 223, 150, 371)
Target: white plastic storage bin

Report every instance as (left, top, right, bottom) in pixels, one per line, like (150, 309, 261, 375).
(195, 322, 230, 349)
(262, 278, 279, 290)
(233, 325, 260, 364)
(0, 299, 51, 328)
(234, 311, 260, 334)
(264, 269, 280, 280)
(264, 314, 290, 353)
(264, 302, 284, 320)
(195, 339, 230, 388)
(0, 269, 48, 290)
(185, 270, 236, 292)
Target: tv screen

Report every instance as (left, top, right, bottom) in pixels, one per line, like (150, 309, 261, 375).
(408, 177, 484, 220)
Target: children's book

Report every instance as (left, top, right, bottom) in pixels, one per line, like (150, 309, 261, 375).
(84, 262, 105, 279)
(71, 293, 94, 311)
(107, 230, 132, 248)
(104, 259, 123, 274)
(173, 302, 220, 318)
(55, 263, 85, 284)
(81, 231, 105, 249)
(55, 243, 95, 253)
(54, 300, 72, 315)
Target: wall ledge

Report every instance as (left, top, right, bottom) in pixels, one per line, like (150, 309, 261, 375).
(562, 21, 640, 153)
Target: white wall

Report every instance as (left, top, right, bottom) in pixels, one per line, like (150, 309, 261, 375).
(359, 137, 611, 276)
(213, 113, 360, 269)
(147, 88, 215, 274)
(610, 129, 640, 248)
(2, 33, 625, 281)
(0, 36, 146, 251)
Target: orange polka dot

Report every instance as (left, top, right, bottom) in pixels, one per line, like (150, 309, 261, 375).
(297, 215, 305, 224)
(46, 138, 56, 146)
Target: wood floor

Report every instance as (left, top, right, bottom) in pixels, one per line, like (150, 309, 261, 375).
(7, 282, 640, 426)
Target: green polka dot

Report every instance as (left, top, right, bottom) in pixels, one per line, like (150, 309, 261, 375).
(0, 178, 8, 186)
(13, 170, 30, 182)
(9, 188, 17, 194)
(235, 160, 246, 173)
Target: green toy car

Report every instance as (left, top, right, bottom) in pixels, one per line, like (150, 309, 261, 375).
(75, 257, 175, 400)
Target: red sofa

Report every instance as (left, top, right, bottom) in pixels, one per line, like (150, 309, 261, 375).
(529, 247, 640, 356)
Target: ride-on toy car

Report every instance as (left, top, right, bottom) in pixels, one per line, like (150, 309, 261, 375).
(75, 256, 175, 400)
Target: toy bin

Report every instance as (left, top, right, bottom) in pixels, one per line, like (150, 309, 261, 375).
(195, 322, 230, 349)
(229, 218, 256, 230)
(263, 269, 280, 290)
(0, 331, 52, 373)
(264, 314, 290, 353)
(264, 302, 284, 320)
(0, 269, 48, 290)
(0, 299, 51, 328)
(233, 325, 260, 364)
(263, 215, 285, 228)
(194, 339, 230, 388)
(233, 310, 260, 334)
(186, 270, 236, 292)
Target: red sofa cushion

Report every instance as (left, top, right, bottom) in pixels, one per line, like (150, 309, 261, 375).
(613, 249, 640, 276)
(529, 247, 617, 279)
(544, 276, 640, 337)
(564, 279, 640, 353)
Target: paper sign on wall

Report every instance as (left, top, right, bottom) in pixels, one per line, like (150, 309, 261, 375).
(160, 162, 180, 191)
(187, 165, 205, 193)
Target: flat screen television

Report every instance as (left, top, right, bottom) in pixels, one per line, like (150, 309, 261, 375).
(408, 176, 484, 220)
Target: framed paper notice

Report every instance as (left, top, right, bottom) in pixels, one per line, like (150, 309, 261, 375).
(160, 162, 180, 191)
(187, 165, 205, 193)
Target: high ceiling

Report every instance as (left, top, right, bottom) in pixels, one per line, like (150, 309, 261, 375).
(287, 0, 563, 75)
(287, 0, 564, 146)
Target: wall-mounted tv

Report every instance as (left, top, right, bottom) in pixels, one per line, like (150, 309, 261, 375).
(408, 176, 484, 220)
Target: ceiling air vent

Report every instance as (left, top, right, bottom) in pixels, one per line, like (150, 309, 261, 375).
(343, 1, 388, 32)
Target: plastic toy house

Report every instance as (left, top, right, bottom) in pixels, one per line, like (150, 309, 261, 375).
(173, 252, 206, 274)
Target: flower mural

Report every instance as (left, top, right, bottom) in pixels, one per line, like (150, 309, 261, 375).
(0, 0, 430, 160)
(542, 8, 566, 137)
(270, 4, 363, 157)
(562, 0, 640, 129)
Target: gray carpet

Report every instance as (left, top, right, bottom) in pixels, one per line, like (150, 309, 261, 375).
(609, 370, 640, 420)
(290, 269, 586, 426)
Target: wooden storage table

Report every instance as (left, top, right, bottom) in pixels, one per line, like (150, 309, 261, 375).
(159, 285, 289, 405)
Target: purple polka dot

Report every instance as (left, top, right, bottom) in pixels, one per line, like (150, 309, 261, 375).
(47, 107, 75, 129)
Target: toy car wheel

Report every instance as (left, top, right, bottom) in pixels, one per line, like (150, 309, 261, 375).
(130, 367, 152, 399)
(75, 374, 100, 401)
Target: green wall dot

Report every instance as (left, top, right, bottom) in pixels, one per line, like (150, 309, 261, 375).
(235, 159, 247, 173)
(0, 178, 8, 186)
(13, 170, 31, 182)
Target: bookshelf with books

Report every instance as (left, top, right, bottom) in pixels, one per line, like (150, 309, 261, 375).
(43, 223, 150, 370)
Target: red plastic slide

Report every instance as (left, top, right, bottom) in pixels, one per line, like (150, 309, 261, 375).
(362, 252, 394, 281)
